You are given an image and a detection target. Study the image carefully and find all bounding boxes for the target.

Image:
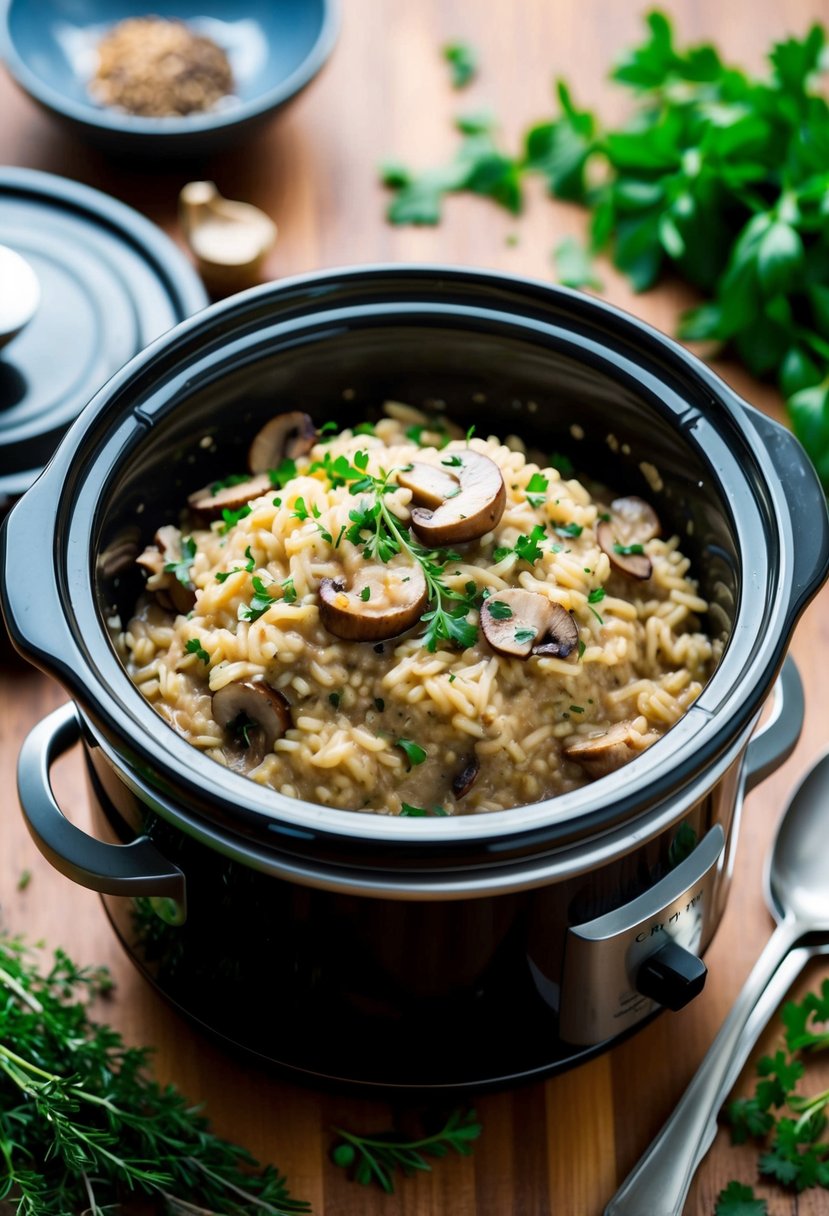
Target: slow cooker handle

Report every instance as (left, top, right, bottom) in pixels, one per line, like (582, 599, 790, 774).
(18, 702, 187, 920)
(742, 404, 829, 625)
(742, 655, 803, 795)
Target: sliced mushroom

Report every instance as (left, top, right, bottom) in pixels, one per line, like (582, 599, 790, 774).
(597, 496, 661, 580)
(480, 589, 579, 660)
(611, 496, 661, 542)
(405, 451, 506, 546)
(212, 680, 291, 767)
(248, 411, 317, 473)
(532, 604, 580, 658)
(135, 526, 196, 614)
(563, 720, 660, 780)
(188, 473, 272, 519)
(452, 756, 480, 799)
(319, 560, 428, 642)
(397, 461, 462, 509)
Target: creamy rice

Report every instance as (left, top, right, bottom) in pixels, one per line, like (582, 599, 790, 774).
(122, 406, 718, 815)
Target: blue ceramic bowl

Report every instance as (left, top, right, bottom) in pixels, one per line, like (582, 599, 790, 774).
(0, 0, 339, 156)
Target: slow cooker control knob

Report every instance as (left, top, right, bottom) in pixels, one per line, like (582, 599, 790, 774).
(636, 941, 707, 1012)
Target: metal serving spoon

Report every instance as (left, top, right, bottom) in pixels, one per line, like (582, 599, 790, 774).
(605, 749, 829, 1216)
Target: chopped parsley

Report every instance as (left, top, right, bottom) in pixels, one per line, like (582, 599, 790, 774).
(396, 738, 427, 768)
(281, 577, 297, 604)
(487, 600, 513, 620)
(185, 638, 210, 665)
(267, 458, 297, 489)
(215, 546, 256, 582)
(443, 41, 478, 88)
(238, 576, 279, 622)
(525, 472, 549, 507)
(329, 691, 342, 708)
(588, 587, 606, 604)
(569, 704, 585, 714)
(353, 421, 376, 436)
(400, 803, 448, 817)
(319, 420, 338, 436)
(614, 542, 646, 556)
(360, 586, 371, 601)
(577, 639, 586, 660)
(514, 524, 548, 564)
(292, 497, 310, 522)
(220, 504, 252, 534)
(442, 454, 463, 467)
(163, 536, 196, 586)
(555, 521, 583, 538)
(514, 627, 536, 644)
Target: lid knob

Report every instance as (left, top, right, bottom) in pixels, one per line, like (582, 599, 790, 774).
(0, 245, 40, 352)
(636, 940, 707, 1011)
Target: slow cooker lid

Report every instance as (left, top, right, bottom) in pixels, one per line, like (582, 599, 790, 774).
(0, 168, 207, 502)
(3, 265, 827, 864)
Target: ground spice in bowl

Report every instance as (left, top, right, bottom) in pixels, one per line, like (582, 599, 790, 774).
(90, 17, 234, 117)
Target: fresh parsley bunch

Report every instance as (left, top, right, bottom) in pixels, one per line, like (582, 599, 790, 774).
(715, 979, 829, 1213)
(0, 935, 309, 1215)
(382, 15, 829, 490)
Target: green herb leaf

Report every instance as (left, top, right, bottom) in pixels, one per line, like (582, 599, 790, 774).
(185, 638, 210, 664)
(555, 522, 583, 538)
(515, 627, 537, 644)
(331, 1109, 480, 1192)
(359, 585, 371, 601)
(587, 587, 606, 604)
(443, 41, 478, 88)
(163, 536, 196, 586)
(268, 457, 298, 489)
(525, 471, 550, 507)
(238, 575, 279, 622)
(0, 934, 310, 1214)
(396, 738, 427, 767)
(613, 541, 645, 555)
(292, 497, 310, 522)
(554, 236, 604, 290)
(220, 503, 252, 534)
(487, 600, 513, 620)
(714, 1181, 768, 1216)
(329, 691, 341, 708)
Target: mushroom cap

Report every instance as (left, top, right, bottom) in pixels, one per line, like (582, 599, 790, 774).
(318, 560, 428, 642)
(188, 473, 272, 520)
(248, 411, 317, 473)
(480, 588, 579, 660)
(610, 496, 661, 543)
(597, 519, 652, 580)
(407, 450, 506, 546)
(398, 461, 461, 509)
(212, 679, 291, 758)
(563, 720, 659, 779)
(135, 525, 196, 613)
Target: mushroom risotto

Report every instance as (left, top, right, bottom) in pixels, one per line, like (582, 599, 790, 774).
(121, 403, 719, 815)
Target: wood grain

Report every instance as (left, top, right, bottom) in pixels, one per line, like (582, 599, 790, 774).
(2, 2, 829, 1212)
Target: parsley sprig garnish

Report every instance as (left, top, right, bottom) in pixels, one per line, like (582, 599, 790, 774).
(331, 1109, 481, 1192)
(0, 935, 310, 1214)
(383, 16, 829, 490)
(335, 451, 479, 652)
(721, 979, 829, 1204)
(163, 535, 196, 586)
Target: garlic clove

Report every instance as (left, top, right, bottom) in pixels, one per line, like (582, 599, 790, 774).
(179, 181, 277, 295)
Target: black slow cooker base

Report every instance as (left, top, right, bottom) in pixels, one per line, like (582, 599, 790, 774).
(100, 894, 662, 1094)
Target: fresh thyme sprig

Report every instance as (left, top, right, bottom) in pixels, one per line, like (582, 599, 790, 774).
(0, 935, 310, 1216)
(334, 451, 479, 652)
(330, 1108, 482, 1192)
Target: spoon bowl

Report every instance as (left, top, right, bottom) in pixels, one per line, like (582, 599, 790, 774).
(768, 750, 829, 926)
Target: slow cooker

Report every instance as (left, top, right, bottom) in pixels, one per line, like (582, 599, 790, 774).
(3, 266, 827, 1091)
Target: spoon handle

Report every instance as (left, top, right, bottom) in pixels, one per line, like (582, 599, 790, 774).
(604, 918, 805, 1216)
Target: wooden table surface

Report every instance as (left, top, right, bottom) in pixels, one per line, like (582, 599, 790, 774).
(2, 2, 829, 1213)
